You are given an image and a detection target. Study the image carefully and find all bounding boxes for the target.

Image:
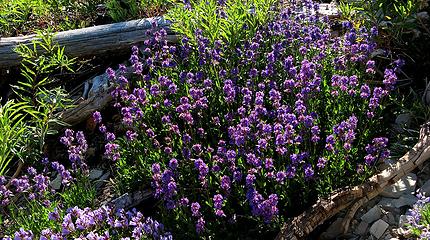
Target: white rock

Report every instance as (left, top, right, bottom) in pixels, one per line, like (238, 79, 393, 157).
(361, 205, 382, 224)
(89, 169, 104, 180)
(393, 195, 417, 208)
(354, 221, 369, 236)
(381, 173, 417, 198)
(370, 219, 389, 239)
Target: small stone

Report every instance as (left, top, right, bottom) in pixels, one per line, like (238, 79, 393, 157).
(392, 195, 417, 208)
(95, 171, 111, 189)
(50, 174, 62, 190)
(370, 219, 389, 239)
(354, 221, 369, 236)
(417, 11, 429, 20)
(320, 218, 344, 240)
(89, 169, 104, 180)
(111, 193, 132, 209)
(361, 206, 382, 224)
(419, 179, 430, 196)
(380, 173, 417, 198)
(317, 3, 340, 18)
(398, 215, 408, 228)
(387, 212, 396, 226)
(395, 113, 411, 128)
(384, 234, 393, 240)
(378, 198, 395, 209)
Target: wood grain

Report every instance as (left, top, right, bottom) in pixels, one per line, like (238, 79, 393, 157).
(0, 16, 177, 68)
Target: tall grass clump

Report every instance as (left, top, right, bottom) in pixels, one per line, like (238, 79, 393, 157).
(92, 0, 400, 238)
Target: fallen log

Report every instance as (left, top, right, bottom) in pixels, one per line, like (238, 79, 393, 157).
(57, 66, 132, 126)
(0, 16, 177, 68)
(276, 122, 430, 240)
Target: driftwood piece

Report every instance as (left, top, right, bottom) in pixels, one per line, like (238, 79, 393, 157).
(58, 66, 135, 126)
(0, 16, 177, 68)
(276, 123, 430, 240)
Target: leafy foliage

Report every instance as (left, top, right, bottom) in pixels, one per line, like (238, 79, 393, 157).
(12, 30, 74, 163)
(166, 0, 277, 48)
(0, 100, 29, 176)
(106, 0, 173, 22)
(406, 193, 430, 239)
(0, 0, 105, 37)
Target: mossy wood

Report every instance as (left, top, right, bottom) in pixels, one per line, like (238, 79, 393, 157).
(276, 123, 430, 240)
(0, 17, 177, 68)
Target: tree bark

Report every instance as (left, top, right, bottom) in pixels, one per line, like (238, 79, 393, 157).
(0, 16, 177, 68)
(276, 123, 430, 240)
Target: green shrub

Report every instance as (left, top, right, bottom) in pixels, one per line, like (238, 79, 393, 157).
(166, 0, 277, 48)
(0, 100, 29, 176)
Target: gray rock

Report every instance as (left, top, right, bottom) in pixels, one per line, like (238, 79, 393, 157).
(354, 221, 369, 236)
(419, 179, 430, 196)
(380, 173, 417, 198)
(395, 113, 411, 128)
(50, 174, 62, 190)
(386, 212, 396, 226)
(370, 219, 389, 239)
(361, 206, 382, 224)
(320, 218, 344, 240)
(398, 215, 408, 228)
(111, 192, 132, 209)
(393, 195, 417, 208)
(378, 198, 395, 209)
(89, 169, 104, 180)
(417, 11, 429, 20)
(95, 171, 111, 189)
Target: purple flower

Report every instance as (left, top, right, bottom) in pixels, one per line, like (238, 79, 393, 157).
(191, 202, 201, 217)
(220, 175, 231, 192)
(196, 217, 205, 234)
(169, 158, 178, 170)
(304, 164, 314, 179)
(213, 194, 224, 209)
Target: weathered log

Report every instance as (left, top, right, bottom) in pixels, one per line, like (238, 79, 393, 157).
(59, 65, 142, 126)
(0, 16, 177, 68)
(276, 123, 430, 240)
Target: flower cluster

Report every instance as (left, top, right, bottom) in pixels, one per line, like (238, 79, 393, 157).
(0, 159, 70, 207)
(92, 111, 121, 162)
(406, 193, 430, 239)
(97, 0, 397, 237)
(364, 137, 390, 165)
(60, 129, 89, 174)
(4, 206, 172, 240)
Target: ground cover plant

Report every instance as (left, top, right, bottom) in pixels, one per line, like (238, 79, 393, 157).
(337, 0, 430, 161)
(406, 193, 430, 239)
(0, 0, 420, 239)
(89, 0, 400, 238)
(0, 130, 172, 239)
